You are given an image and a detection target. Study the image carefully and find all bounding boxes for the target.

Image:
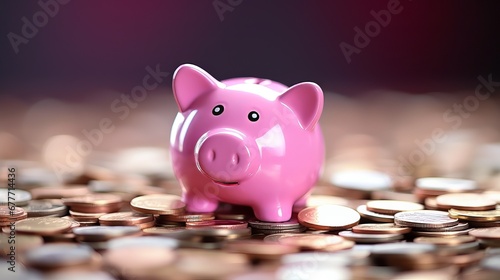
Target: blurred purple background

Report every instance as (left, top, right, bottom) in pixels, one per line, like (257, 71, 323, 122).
(1, 0, 500, 99)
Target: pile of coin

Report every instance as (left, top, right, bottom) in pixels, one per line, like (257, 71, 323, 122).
(22, 200, 67, 218)
(1, 176, 500, 279)
(248, 217, 306, 234)
(0, 205, 27, 227)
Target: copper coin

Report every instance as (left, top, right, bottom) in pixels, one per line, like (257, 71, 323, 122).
(394, 210, 459, 228)
(0, 205, 25, 218)
(338, 231, 404, 243)
(70, 210, 107, 218)
(224, 240, 299, 259)
(99, 211, 153, 226)
(73, 226, 141, 242)
(278, 234, 344, 250)
(298, 205, 360, 230)
(130, 194, 185, 215)
(352, 223, 411, 234)
(186, 219, 248, 229)
(356, 205, 394, 222)
(0, 188, 31, 206)
(414, 235, 476, 246)
(436, 193, 497, 211)
(448, 208, 500, 222)
(469, 228, 500, 240)
(15, 217, 73, 235)
(134, 220, 155, 229)
(248, 217, 302, 230)
(62, 194, 123, 213)
(157, 212, 214, 223)
(23, 243, 94, 269)
(366, 200, 424, 215)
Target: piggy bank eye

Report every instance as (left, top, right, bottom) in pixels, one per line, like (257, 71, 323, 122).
(248, 111, 259, 122)
(212, 105, 224, 116)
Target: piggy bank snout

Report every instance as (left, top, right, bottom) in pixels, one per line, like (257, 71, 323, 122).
(195, 131, 259, 184)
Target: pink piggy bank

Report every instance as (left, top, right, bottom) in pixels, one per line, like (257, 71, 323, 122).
(170, 64, 324, 222)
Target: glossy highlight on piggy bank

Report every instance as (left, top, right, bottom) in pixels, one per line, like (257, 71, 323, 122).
(170, 64, 324, 222)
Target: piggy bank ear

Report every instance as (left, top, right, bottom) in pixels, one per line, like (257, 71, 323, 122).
(279, 82, 324, 131)
(173, 64, 222, 112)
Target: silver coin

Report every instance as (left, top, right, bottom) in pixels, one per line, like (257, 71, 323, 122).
(0, 188, 32, 206)
(23, 200, 67, 217)
(248, 217, 302, 230)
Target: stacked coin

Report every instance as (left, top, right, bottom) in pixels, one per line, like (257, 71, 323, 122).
(448, 208, 500, 227)
(356, 199, 424, 224)
(0, 205, 27, 226)
(130, 194, 185, 215)
(22, 199, 67, 217)
(62, 194, 124, 213)
(156, 211, 215, 226)
(2, 183, 500, 279)
(248, 217, 306, 235)
(298, 204, 361, 230)
(98, 211, 155, 229)
(393, 210, 474, 238)
(339, 223, 411, 244)
(69, 210, 105, 226)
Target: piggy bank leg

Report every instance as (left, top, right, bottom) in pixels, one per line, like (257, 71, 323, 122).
(182, 190, 219, 212)
(252, 201, 293, 222)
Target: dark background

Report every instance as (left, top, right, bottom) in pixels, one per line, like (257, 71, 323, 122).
(1, 0, 500, 99)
